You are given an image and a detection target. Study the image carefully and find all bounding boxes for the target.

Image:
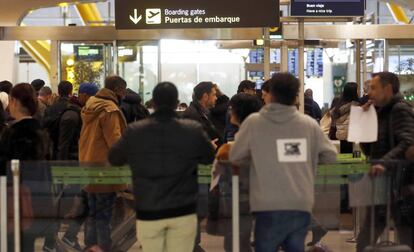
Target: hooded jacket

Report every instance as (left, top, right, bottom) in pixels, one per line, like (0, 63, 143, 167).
(332, 101, 359, 141)
(121, 89, 150, 124)
(79, 88, 127, 193)
(229, 103, 337, 213)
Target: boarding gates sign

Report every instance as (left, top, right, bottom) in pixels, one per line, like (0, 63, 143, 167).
(291, 0, 365, 16)
(115, 0, 279, 29)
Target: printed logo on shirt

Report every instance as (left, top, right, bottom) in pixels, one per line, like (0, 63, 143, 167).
(276, 138, 307, 162)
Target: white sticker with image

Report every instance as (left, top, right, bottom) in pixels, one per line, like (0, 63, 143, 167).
(276, 138, 307, 162)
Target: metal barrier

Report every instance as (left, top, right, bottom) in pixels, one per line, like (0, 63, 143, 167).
(232, 165, 240, 252)
(11, 160, 20, 252)
(0, 174, 7, 252)
(3, 157, 411, 251)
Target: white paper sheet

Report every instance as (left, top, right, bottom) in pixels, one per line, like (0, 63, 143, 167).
(347, 105, 378, 143)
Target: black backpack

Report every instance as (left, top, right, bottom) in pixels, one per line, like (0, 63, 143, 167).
(43, 102, 80, 158)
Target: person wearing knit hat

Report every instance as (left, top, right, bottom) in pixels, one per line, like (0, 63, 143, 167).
(0, 92, 9, 110)
(78, 83, 99, 107)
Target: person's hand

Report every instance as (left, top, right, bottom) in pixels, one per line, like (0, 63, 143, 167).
(362, 100, 373, 111)
(216, 143, 231, 161)
(369, 164, 386, 177)
(211, 138, 219, 150)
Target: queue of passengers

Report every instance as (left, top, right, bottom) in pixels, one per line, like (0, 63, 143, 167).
(0, 71, 413, 252)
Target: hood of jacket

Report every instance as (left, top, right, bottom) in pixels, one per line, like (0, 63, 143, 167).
(336, 101, 359, 117)
(259, 103, 299, 124)
(123, 88, 142, 104)
(82, 88, 120, 124)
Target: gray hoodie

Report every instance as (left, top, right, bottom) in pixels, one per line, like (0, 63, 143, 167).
(229, 103, 337, 213)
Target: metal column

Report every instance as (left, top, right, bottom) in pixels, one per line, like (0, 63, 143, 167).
(384, 39, 389, 71)
(362, 39, 367, 87)
(298, 19, 305, 113)
(356, 40, 362, 95)
(50, 40, 59, 92)
(263, 28, 271, 80)
(113, 40, 119, 75)
(158, 40, 162, 84)
(139, 46, 145, 98)
(281, 42, 289, 72)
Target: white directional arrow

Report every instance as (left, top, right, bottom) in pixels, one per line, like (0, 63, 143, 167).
(129, 9, 142, 24)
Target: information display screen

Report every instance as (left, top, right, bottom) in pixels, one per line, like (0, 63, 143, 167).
(74, 45, 103, 62)
(115, 0, 279, 29)
(118, 46, 137, 62)
(288, 49, 299, 77)
(306, 48, 324, 78)
(291, 0, 365, 17)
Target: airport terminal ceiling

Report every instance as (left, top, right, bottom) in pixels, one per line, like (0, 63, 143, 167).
(1, 0, 414, 106)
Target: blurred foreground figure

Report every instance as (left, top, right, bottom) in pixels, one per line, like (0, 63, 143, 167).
(109, 82, 215, 252)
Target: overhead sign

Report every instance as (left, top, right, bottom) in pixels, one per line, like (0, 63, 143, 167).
(291, 0, 365, 17)
(115, 0, 279, 29)
(74, 45, 103, 62)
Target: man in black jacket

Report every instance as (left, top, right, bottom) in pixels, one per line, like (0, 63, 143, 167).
(121, 88, 150, 124)
(357, 72, 414, 251)
(43, 81, 81, 160)
(304, 88, 322, 122)
(109, 82, 215, 252)
(183, 81, 222, 149)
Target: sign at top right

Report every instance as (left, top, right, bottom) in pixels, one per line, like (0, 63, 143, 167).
(291, 0, 365, 17)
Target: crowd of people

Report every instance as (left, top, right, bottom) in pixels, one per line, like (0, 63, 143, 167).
(0, 71, 412, 252)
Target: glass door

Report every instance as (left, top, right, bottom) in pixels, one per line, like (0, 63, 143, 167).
(116, 41, 159, 103)
(60, 42, 114, 93)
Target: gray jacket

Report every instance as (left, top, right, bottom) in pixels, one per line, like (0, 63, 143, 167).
(229, 103, 337, 213)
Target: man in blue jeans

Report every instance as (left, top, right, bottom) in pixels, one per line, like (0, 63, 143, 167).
(229, 73, 337, 252)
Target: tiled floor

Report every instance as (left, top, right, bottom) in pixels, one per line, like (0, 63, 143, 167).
(27, 214, 399, 251)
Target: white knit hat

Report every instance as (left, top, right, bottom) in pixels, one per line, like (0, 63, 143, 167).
(0, 92, 9, 110)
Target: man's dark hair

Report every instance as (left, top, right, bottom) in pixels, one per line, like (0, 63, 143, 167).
(230, 93, 262, 124)
(39, 86, 52, 97)
(31, 79, 45, 92)
(237, 80, 256, 94)
(58, 80, 73, 97)
(193, 81, 214, 101)
(152, 82, 178, 110)
(0, 80, 13, 94)
(269, 72, 300, 106)
(372, 71, 400, 94)
(261, 80, 270, 93)
(104, 75, 127, 91)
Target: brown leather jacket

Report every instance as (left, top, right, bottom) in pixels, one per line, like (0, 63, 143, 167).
(79, 88, 127, 193)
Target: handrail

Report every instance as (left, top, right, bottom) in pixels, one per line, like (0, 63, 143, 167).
(11, 160, 20, 252)
(232, 165, 240, 252)
(0, 175, 7, 252)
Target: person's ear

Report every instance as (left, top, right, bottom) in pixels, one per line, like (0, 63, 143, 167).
(385, 84, 393, 96)
(202, 93, 209, 102)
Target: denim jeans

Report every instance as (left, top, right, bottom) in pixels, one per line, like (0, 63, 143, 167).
(85, 192, 117, 251)
(254, 210, 311, 252)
